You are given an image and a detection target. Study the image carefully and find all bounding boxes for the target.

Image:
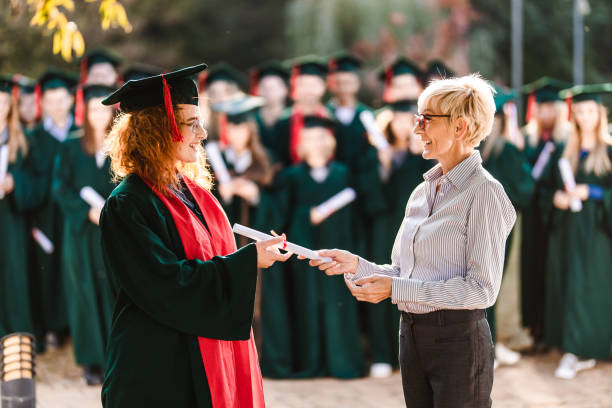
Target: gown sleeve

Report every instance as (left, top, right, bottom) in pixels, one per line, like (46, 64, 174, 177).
(100, 191, 259, 341)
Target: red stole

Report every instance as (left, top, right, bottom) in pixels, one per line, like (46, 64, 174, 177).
(146, 176, 265, 408)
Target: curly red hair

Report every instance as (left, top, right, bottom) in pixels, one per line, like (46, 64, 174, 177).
(106, 105, 212, 194)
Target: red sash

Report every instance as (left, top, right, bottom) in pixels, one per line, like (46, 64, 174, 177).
(146, 176, 265, 408)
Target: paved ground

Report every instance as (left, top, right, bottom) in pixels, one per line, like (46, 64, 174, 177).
(5, 221, 612, 407)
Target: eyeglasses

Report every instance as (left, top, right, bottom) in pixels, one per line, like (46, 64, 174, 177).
(179, 120, 207, 135)
(415, 113, 451, 130)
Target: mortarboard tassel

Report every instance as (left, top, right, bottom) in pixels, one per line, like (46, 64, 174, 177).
(74, 86, 85, 126)
(219, 113, 228, 148)
(161, 74, 183, 143)
(34, 83, 42, 120)
(11, 84, 19, 102)
(290, 66, 300, 101)
(289, 108, 304, 164)
(327, 60, 337, 92)
(249, 69, 259, 96)
(566, 94, 573, 121)
(525, 91, 536, 123)
(198, 72, 208, 94)
(382, 67, 393, 103)
(80, 57, 89, 85)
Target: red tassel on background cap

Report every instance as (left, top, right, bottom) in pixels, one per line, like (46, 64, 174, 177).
(289, 108, 304, 164)
(11, 84, 19, 102)
(525, 91, 536, 123)
(566, 94, 573, 121)
(249, 69, 259, 96)
(74, 86, 84, 126)
(327, 60, 337, 92)
(161, 74, 183, 143)
(290, 66, 300, 101)
(198, 72, 208, 94)
(382, 67, 393, 103)
(80, 57, 88, 85)
(219, 113, 228, 147)
(35, 83, 41, 120)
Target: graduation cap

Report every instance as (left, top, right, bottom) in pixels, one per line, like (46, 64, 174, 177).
(198, 62, 245, 93)
(13, 75, 36, 95)
(82, 84, 116, 102)
(36, 68, 79, 119)
(121, 63, 163, 83)
(211, 95, 265, 124)
(0, 75, 15, 94)
(328, 52, 363, 73)
(79, 48, 122, 82)
(378, 57, 422, 103)
(102, 63, 208, 142)
(286, 55, 328, 100)
(491, 83, 516, 113)
(249, 61, 289, 95)
(302, 115, 337, 131)
(425, 60, 455, 81)
(560, 83, 612, 120)
(522, 77, 571, 122)
(390, 99, 417, 113)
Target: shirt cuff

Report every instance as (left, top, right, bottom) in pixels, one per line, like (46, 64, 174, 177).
(391, 277, 421, 304)
(349, 256, 375, 282)
(588, 184, 604, 201)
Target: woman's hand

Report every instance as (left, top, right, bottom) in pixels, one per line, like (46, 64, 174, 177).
(1, 173, 15, 195)
(309, 208, 326, 225)
(302, 249, 359, 276)
(88, 207, 102, 225)
(255, 235, 292, 269)
(346, 275, 392, 303)
(218, 181, 234, 203)
(553, 190, 570, 210)
(233, 178, 260, 204)
(569, 184, 589, 201)
(377, 147, 393, 171)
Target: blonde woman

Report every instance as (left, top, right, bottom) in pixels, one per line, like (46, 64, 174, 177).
(99, 64, 290, 408)
(309, 74, 516, 407)
(545, 84, 612, 380)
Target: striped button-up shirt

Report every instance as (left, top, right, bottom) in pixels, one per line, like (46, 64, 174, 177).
(350, 150, 516, 313)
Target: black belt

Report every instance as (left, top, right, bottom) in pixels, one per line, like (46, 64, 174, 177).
(401, 309, 486, 326)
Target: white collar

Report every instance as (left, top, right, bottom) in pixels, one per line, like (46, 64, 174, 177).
(224, 147, 253, 174)
(309, 166, 330, 183)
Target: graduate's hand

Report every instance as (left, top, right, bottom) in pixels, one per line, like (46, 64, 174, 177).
(233, 178, 260, 204)
(218, 181, 234, 203)
(377, 147, 393, 171)
(300, 249, 359, 275)
(348, 275, 392, 303)
(256, 234, 292, 269)
(1, 173, 14, 195)
(309, 207, 327, 225)
(570, 184, 589, 201)
(553, 190, 571, 210)
(88, 207, 102, 225)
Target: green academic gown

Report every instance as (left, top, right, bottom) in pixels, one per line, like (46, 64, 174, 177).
(25, 122, 78, 342)
(480, 138, 535, 342)
(99, 174, 259, 407)
(0, 139, 35, 338)
(544, 147, 612, 359)
(254, 108, 284, 164)
(520, 137, 559, 342)
(51, 133, 115, 367)
(276, 162, 364, 379)
(369, 150, 431, 365)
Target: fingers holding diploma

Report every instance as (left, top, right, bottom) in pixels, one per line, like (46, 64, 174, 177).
(299, 248, 359, 275)
(256, 235, 292, 269)
(346, 275, 392, 304)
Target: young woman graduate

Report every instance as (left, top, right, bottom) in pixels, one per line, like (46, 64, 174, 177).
(520, 77, 571, 349)
(368, 100, 431, 377)
(544, 83, 612, 380)
(51, 84, 117, 385)
(274, 116, 365, 379)
(0, 75, 35, 339)
(99, 63, 291, 408)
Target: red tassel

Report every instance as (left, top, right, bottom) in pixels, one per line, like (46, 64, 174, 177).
(290, 66, 300, 101)
(80, 57, 88, 85)
(382, 67, 393, 103)
(35, 83, 42, 120)
(289, 108, 304, 164)
(74, 86, 84, 127)
(327, 60, 337, 92)
(249, 69, 259, 96)
(525, 91, 536, 123)
(219, 113, 228, 147)
(566, 94, 573, 121)
(11, 84, 19, 102)
(198, 72, 208, 93)
(161, 74, 183, 143)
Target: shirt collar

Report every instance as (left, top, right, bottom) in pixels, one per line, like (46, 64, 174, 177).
(423, 150, 482, 189)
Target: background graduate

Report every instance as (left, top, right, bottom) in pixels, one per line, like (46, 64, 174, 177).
(99, 63, 290, 407)
(52, 84, 117, 385)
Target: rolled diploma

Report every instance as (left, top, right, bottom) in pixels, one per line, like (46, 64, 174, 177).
(531, 141, 555, 180)
(80, 186, 106, 209)
(204, 142, 231, 185)
(32, 228, 54, 254)
(313, 188, 357, 220)
(505, 102, 522, 145)
(232, 223, 333, 263)
(359, 110, 390, 150)
(0, 145, 9, 200)
(558, 158, 582, 212)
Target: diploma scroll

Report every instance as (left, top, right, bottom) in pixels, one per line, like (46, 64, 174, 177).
(232, 223, 333, 263)
(558, 158, 582, 212)
(313, 188, 357, 220)
(204, 142, 232, 185)
(80, 186, 106, 209)
(31, 228, 54, 254)
(0, 145, 9, 200)
(531, 141, 555, 180)
(359, 110, 390, 151)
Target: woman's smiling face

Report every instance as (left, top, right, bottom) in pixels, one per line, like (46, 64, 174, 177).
(413, 106, 454, 161)
(175, 104, 207, 163)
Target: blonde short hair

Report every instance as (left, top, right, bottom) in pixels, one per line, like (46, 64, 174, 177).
(417, 74, 496, 147)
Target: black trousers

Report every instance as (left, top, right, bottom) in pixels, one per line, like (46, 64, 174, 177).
(399, 309, 494, 408)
